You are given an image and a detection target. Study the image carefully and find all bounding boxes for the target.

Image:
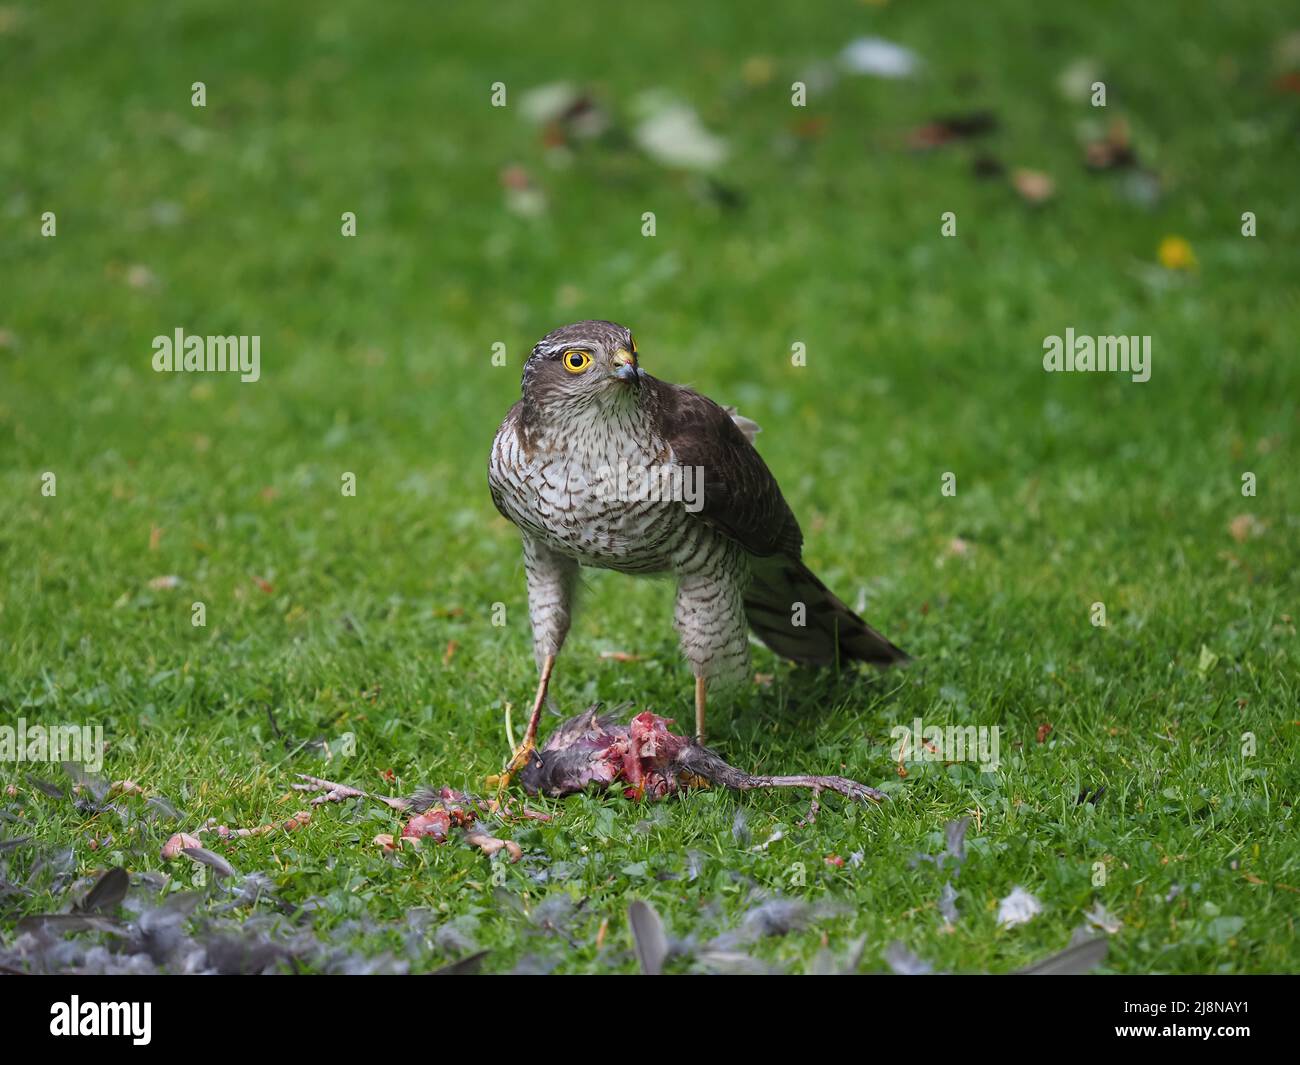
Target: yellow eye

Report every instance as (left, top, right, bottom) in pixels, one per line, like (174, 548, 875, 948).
(562, 350, 591, 373)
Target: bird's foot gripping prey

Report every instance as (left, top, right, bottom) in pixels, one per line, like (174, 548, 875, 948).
(488, 320, 908, 787)
(495, 652, 555, 795)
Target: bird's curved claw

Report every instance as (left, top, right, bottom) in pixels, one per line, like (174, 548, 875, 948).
(493, 739, 537, 802)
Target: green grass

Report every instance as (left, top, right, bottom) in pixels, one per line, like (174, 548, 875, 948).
(1, 0, 1298, 973)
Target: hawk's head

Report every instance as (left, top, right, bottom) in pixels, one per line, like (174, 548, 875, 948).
(520, 320, 642, 412)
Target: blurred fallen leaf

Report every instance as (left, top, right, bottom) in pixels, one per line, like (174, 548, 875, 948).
(937, 537, 971, 567)
(126, 264, 157, 289)
(1228, 513, 1262, 542)
(500, 164, 547, 217)
(1083, 119, 1137, 170)
(839, 36, 919, 78)
(908, 111, 998, 151)
(791, 114, 829, 140)
(633, 92, 729, 170)
(1012, 168, 1055, 203)
(741, 55, 775, 87)
(519, 82, 609, 142)
(1056, 57, 1101, 101)
(520, 82, 580, 124)
(971, 154, 1005, 178)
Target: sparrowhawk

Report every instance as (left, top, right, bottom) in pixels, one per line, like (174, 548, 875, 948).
(489, 320, 907, 778)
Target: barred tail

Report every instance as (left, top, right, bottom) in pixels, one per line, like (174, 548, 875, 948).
(744, 556, 908, 667)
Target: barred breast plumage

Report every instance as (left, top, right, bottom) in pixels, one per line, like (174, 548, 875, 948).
(489, 391, 752, 685)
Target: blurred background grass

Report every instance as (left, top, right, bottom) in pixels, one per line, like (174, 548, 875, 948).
(0, 0, 1297, 972)
(2, 0, 1296, 691)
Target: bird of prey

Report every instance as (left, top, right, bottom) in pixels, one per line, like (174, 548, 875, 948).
(489, 320, 906, 779)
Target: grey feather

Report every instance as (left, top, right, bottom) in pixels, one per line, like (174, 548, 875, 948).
(181, 847, 236, 879)
(627, 899, 669, 975)
(1016, 936, 1109, 975)
(76, 866, 129, 913)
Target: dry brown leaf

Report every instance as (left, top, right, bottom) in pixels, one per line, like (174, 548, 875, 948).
(1228, 513, 1262, 543)
(1012, 168, 1054, 203)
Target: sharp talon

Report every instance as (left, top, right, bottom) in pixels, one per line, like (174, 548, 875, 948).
(495, 740, 537, 800)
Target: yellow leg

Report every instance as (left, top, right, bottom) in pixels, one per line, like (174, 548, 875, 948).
(497, 654, 555, 793)
(694, 674, 707, 743)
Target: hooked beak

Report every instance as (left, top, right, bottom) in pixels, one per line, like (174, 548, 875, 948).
(611, 348, 640, 383)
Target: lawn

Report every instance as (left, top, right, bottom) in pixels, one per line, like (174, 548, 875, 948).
(1, 0, 1297, 974)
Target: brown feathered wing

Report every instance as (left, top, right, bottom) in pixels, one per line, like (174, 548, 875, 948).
(644, 377, 907, 667)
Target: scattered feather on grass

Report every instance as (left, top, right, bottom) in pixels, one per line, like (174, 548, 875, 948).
(181, 847, 236, 880)
(886, 941, 936, 975)
(997, 886, 1043, 928)
(75, 867, 129, 914)
(1016, 935, 1108, 975)
(628, 900, 669, 975)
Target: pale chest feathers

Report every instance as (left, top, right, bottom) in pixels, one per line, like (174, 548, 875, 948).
(491, 404, 718, 574)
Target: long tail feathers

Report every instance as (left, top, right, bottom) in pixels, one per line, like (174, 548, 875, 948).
(745, 557, 908, 668)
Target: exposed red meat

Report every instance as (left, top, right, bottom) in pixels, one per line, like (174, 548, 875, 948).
(282, 706, 884, 866)
(520, 705, 886, 806)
